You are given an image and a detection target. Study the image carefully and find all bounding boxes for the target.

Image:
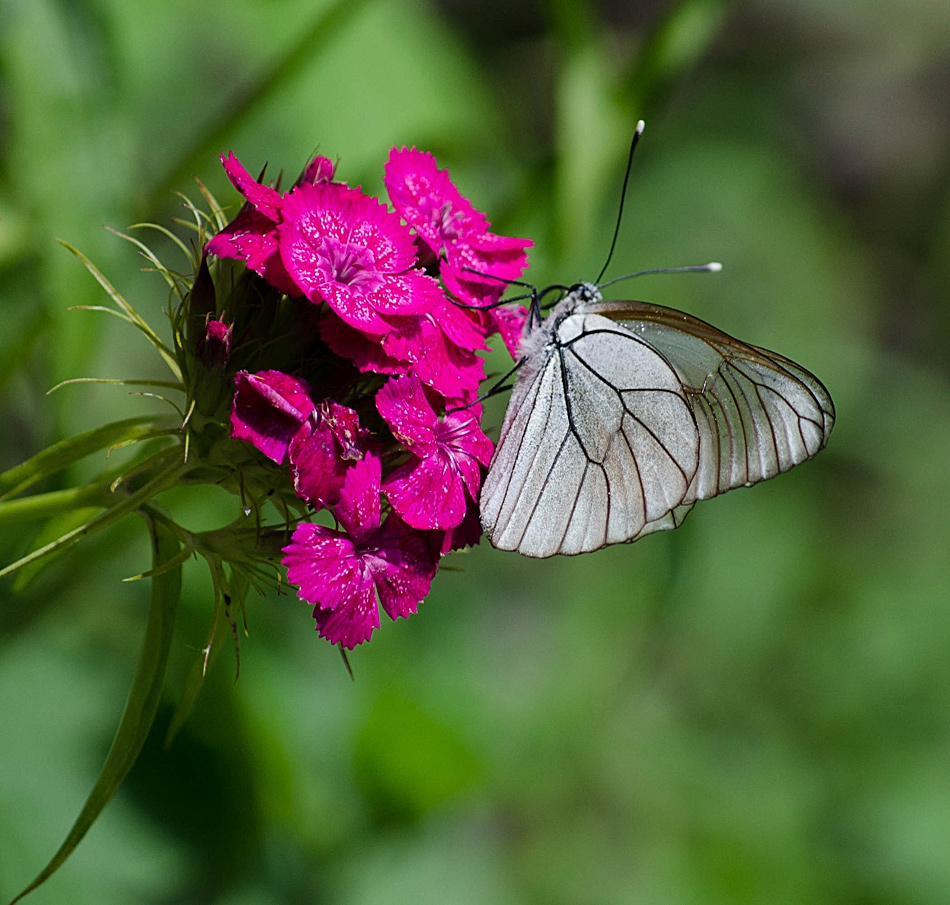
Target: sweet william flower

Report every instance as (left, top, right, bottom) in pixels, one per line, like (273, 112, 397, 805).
(376, 375, 493, 530)
(282, 454, 439, 648)
(279, 181, 443, 333)
(210, 142, 535, 643)
(384, 147, 532, 308)
(231, 369, 314, 464)
(289, 400, 370, 509)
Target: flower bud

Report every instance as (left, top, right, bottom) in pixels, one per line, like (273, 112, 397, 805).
(192, 318, 233, 419)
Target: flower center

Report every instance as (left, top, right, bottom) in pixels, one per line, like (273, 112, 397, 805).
(320, 236, 385, 292)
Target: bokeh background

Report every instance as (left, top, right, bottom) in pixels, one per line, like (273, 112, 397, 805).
(2, 0, 950, 902)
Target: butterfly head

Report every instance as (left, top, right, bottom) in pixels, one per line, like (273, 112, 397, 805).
(567, 281, 603, 307)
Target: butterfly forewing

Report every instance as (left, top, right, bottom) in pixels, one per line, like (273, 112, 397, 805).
(481, 305, 700, 557)
(591, 300, 835, 504)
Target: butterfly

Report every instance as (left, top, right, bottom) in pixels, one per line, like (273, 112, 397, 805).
(478, 124, 834, 558)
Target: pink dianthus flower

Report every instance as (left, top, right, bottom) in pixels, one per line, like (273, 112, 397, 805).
(376, 375, 493, 530)
(279, 182, 444, 334)
(384, 147, 533, 308)
(282, 454, 439, 648)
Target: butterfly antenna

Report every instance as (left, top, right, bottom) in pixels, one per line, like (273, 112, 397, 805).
(595, 120, 645, 285)
(599, 261, 723, 291)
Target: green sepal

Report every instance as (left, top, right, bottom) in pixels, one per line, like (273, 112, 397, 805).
(9, 510, 182, 903)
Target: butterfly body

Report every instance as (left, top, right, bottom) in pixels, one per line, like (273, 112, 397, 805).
(480, 285, 835, 558)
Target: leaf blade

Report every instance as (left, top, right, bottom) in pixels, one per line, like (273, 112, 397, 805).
(9, 511, 182, 903)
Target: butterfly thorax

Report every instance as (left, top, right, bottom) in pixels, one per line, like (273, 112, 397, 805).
(518, 281, 605, 361)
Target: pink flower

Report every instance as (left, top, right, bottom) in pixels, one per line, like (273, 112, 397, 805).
(289, 400, 369, 509)
(206, 153, 300, 297)
(381, 314, 486, 402)
(195, 318, 232, 372)
(483, 303, 529, 359)
(384, 147, 532, 306)
(282, 454, 439, 648)
(321, 306, 486, 401)
(376, 375, 493, 530)
(279, 182, 443, 333)
(230, 370, 314, 463)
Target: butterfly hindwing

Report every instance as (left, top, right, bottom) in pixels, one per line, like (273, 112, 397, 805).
(591, 300, 835, 505)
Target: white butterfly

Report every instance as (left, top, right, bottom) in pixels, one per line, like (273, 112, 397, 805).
(479, 280, 835, 558)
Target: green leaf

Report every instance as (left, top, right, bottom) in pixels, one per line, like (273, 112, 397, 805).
(0, 455, 190, 580)
(11, 507, 103, 593)
(0, 485, 109, 527)
(9, 510, 182, 903)
(0, 416, 178, 501)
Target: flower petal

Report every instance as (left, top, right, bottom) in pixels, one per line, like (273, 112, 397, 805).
(486, 303, 529, 359)
(320, 311, 411, 378)
(220, 151, 283, 221)
(369, 513, 440, 620)
(230, 370, 314, 463)
(207, 207, 300, 297)
(381, 315, 485, 401)
(383, 450, 468, 530)
(442, 231, 532, 306)
(435, 408, 494, 494)
(435, 497, 484, 554)
(334, 452, 382, 542)
(375, 375, 436, 451)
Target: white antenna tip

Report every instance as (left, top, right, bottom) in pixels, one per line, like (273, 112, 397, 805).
(635, 119, 645, 135)
(707, 261, 723, 272)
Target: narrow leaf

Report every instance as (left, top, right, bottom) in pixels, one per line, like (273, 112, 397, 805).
(0, 416, 178, 501)
(10, 512, 182, 903)
(0, 484, 109, 526)
(0, 457, 190, 580)
(58, 240, 182, 380)
(11, 507, 102, 593)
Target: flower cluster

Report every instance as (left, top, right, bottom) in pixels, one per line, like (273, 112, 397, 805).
(207, 147, 531, 646)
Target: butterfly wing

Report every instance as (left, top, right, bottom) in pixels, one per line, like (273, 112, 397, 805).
(590, 299, 835, 505)
(480, 308, 700, 557)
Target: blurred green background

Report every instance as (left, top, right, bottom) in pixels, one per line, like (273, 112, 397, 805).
(2, 0, 950, 902)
